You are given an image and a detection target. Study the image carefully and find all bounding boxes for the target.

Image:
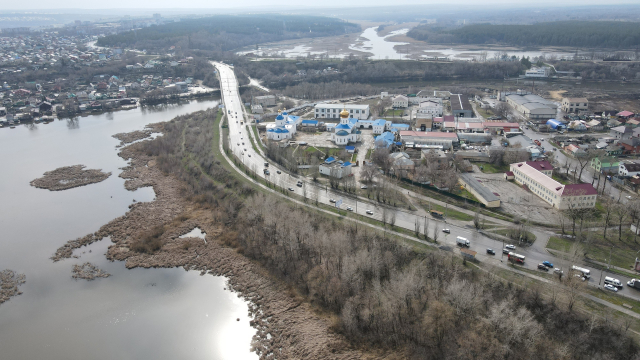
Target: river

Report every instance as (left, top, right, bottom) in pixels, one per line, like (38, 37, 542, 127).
(0, 99, 258, 360)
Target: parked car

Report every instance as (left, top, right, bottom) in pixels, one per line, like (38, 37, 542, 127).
(542, 261, 554, 268)
(502, 248, 510, 254)
(604, 284, 618, 292)
(288, 187, 294, 191)
(538, 264, 549, 271)
(366, 210, 373, 215)
(360, 185, 368, 189)
(346, 207, 353, 211)
(442, 229, 450, 233)
(554, 268, 564, 275)
(505, 244, 516, 250)
(248, 154, 251, 157)
(276, 170, 281, 174)
(264, 170, 270, 175)
(329, 199, 336, 203)
(486, 248, 495, 255)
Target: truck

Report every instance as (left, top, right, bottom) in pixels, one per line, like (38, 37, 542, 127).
(628, 279, 640, 289)
(456, 236, 470, 247)
(571, 265, 591, 279)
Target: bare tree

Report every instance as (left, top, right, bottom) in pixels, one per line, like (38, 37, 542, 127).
(359, 164, 378, 183)
(432, 221, 440, 243)
(613, 202, 629, 241)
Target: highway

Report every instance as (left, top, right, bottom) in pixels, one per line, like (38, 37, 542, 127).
(214, 61, 640, 302)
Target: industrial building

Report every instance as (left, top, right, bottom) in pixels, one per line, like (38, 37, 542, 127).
(509, 161, 597, 209)
(450, 94, 474, 118)
(399, 131, 458, 150)
(458, 173, 501, 208)
(253, 95, 276, 107)
(314, 103, 370, 120)
(505, 94, 557, 121)
(546, 118, 565, 130)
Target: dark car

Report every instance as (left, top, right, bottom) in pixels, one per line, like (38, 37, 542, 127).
(486, 248, 495, 255)
(538, 264, 549, 271)
(503, 248, 510, 254)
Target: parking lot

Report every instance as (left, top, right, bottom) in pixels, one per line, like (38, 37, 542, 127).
(472, 171, 561, 224)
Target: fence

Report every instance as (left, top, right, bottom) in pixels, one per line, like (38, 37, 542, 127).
(400, 177, 486, 208)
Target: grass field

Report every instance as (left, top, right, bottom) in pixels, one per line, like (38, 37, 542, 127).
(547, 234, 640, 271)
(478, 163, 509, 174)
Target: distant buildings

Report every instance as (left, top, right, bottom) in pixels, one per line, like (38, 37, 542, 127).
(253, 95, 276, 107)
(525, 67, 551, 78)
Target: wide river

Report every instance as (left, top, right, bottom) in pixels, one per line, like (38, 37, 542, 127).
(0, 99, 258, 360)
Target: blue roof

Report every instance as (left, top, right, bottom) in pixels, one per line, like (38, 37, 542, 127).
(267, 128, 289, 133)
(375, 132, 395, 148)
(390, 123, 410, 129)
(275, 115, 284, 120)
(336, 130, 350, 136)
(345, 146, 355, 150)
(288, 115, 300, 122)
(335, 123, 351, 130)
(325, 157, 336, 163)
(282, 112, 288, 115)
(373, 119, 386, 126)
(342, 162, 352, 167)
(301, 119, 318, 125)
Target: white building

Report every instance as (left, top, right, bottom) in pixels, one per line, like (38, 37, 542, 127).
(266, 111, 300, 141)
(416, 99, 443, 118)
(315, 103, 369, 120)
(619, 161, 640, 177)
(319, 157, 353, 178)
(525, 67, 551, 78)
(509, 161, 597, 210)
(331, 108, 361, 145)
(392, 95, 408, 108)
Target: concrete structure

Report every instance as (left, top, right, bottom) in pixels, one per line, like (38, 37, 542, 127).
(319, 157, 353, 179)
(253, 95, 276, 107)
(510, 161, 597, 209)
(506, 94, 557, 120)
(450, 94, 473, 118)
(315, 103, 370, 120)
(619, 161, 640, 177)
(251, 104, 263, 114)
(392, 95, 408, 108)
(458, 173, 501, 208)
(562, 98, 588, 113)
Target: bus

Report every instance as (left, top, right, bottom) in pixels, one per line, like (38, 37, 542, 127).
(571, 265, 591, 279)
(430, 210, 445, 219)
(508, 252, 525, 264)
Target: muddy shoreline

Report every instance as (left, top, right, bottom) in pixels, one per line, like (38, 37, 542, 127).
(51, 139, 372, 359)
(0, 270, 26, 305)
(72, 262, 111, 280)
(30, 165, 111, 191)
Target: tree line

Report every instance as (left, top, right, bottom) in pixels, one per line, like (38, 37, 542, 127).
(408, 21, 640, 49)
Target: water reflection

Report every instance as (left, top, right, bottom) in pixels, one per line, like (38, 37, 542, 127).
(0, 98, 258, 360)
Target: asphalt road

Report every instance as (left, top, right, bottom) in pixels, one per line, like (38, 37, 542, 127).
(215, 62, 640, 302)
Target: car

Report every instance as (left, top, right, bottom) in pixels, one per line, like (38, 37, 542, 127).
(242, 142, 245, 145)
(360, 185, 368, 189)
(346, 207, 353, 211)
(244, 148, 247, 151)
(248, 154, 251, 157)
(505, 244, 516, 250)
(503, 248, 510, 254)
(264, 170, 270, 175)
(288, 187, 294, 191)
(329, 199, 336, 203)
(442, 229, 450, 233)
(542, 261, 554, 268)
(486, 248, 495, 255)
(237, 143, 240, 146)
(604, 284, 618, 292)
(297, 183, 303, 187)
(276, 170, 281, 174)
(553, 268, 564, 275)
(627, 195, 633, 200)
(236, 121, 238, 123)
(537, 264, 549, 271)
(366, 210, 373, 215)
(240, 137, 243, 139)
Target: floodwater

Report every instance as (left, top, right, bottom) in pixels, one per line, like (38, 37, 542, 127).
(349, 27, 410, 60)
(0, 99, 258, 360)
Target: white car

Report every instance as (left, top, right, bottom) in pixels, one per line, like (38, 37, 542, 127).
(329, 199, 336, 203)
(553, 268, 564, 274)
(627, 196, 633, 200)
(346, 207, 353, 211)
(604, 284, 618, 292)
(442, 229, 450, 233)
(360, 185, 368, 189)
(505, 244, 516, 250)
(366, 210, 373, 215)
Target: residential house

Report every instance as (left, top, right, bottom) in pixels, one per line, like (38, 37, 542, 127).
(389, 152, 415, 176)
(621, 138, 640, 155)
(561, 97, 588, 113)
(610, 125, 633, 140)
(619, 161, 640, 177)
(565, 144, 586, 157)
(590, 157, 619, 173)
(392, 95, 408, 108)
(318, 157, 352, 179)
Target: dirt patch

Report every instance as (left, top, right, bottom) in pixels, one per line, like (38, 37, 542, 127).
(30, 165, 111, 191)
(548, 90, 567, 101)
(72, 262, 111, 280)
(112, 130, 152, 146)
(0, 269, 26, 305)
(50, 135, 370, 359)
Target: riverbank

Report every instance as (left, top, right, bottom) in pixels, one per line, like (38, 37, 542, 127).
(51, 128, 368, 359)
(30, 165, 111, 191)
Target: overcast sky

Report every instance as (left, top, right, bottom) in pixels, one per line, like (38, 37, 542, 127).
(3, 0, 638, 11)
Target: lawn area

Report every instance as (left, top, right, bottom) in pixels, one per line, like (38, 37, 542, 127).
(246, 125, 260, 153)
(492, 228, 537, 243)
(458, 188, 480, 202)
(478, 163, 509, 174)
(552, 174, 572, 185)
(384, 109, 404, 117)
(547, 234, 640, 271)
(421, 201, 474, 222)
(366, 148, 373, 159)
(475, 106, 495, 119)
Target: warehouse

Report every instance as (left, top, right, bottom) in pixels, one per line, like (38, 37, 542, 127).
(506, 94, 557, 120)
(450, 94, 474, 118)
(399, 131, 459, 150)
(458, 173, 501, 207)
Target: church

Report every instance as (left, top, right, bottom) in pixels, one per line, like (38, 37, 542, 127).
(331, 108, 361, 145)
(266, 111, 300, 141)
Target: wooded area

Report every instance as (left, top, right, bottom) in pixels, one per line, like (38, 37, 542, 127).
(408, 21, 640, 48)
(97, 15, 360, 51)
